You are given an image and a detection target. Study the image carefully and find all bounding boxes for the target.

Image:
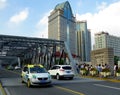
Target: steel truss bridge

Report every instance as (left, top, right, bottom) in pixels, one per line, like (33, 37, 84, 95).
(0, 35, 66, 69)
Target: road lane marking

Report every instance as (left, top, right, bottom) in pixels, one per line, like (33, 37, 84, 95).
(4, 88, 11, 95)
(94, 84, 120, 90)
(0, 83, 7, 95)
(55, 86, 85, 95)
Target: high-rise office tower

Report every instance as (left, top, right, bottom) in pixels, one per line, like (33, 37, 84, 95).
(48, 1, 76, 55)
(95, 31, 120, 57)
(76, 21, 91, 61)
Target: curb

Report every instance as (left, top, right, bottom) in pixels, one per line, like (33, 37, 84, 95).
(81, 76, 120, 83)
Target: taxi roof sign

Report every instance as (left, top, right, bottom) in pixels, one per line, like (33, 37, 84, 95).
(27, 64, 43, 68)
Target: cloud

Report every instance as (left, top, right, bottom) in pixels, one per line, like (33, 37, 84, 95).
(0, 0, 7, 10)
(9, 8, 29, 24)
(34, 10, 52, 38)
(76, 1, 120, 45)
(36, 12, 48, 27)
(96, 2, 107, 11)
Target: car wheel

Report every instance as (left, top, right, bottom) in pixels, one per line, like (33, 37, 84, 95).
(56, 74, 60, 80)
(69, 77, 73, 80)
(27, 80, 31, 88)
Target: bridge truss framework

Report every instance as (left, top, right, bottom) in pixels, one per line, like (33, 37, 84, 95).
(0, 35, 65, 69)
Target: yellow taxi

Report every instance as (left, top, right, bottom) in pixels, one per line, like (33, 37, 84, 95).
(21, 64, 52, 87)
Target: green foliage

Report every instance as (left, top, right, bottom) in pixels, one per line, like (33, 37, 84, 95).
(90, 68, 97, 71)
(114, 56, 119, 64)
(80, 68, 86, 71)
(102, 68, 110, 72)
(117, 68, 120, 73)
(59, 59, 64, 65)
(55, 59, 59, 65)
(80, 68, 87, 75)
(55, 59, 64, 65)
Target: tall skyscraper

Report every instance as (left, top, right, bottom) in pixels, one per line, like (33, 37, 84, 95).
(94, 31, 120, 57)
(76, 21, 91, 61)
(48, 1, 76, 55)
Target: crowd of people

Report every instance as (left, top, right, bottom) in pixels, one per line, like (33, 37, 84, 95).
(76, 63, 119, 77)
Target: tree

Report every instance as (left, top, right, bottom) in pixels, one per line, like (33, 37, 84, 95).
(114, 56, 119, 64)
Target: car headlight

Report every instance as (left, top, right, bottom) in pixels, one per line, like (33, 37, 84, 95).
(32, 75, 37, 79)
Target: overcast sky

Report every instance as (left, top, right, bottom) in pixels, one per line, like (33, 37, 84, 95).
(0, 0, 120, 45)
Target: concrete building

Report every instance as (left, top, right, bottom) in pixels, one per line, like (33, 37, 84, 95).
(91, 48, 114, 70)
(76, 21, 91, 61)
(94, 31, 120, 57)
(48, 1, 76, 55)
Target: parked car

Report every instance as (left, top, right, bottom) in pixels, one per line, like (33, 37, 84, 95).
(48, 65, 74, 80)
(21, 64, 52, 87)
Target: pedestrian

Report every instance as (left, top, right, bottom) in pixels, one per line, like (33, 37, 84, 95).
(114, 64, 118, 77)
(76, 64, 79, 74)
(97, 64, 102, 76)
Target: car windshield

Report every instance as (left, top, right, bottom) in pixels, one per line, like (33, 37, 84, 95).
(30, 66, 47, 73)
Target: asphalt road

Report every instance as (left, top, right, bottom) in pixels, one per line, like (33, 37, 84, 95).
(0, 69, 120, 95)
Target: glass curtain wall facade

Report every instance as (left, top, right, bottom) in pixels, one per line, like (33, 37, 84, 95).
(48, 1, 76, 55)
(76, 21, 91, 61)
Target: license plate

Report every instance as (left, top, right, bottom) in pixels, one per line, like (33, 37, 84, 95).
(66, 71, 70, 73)
(40, 79, 46, 83)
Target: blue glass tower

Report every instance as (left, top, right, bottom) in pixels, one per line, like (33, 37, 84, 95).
(76, 21, 91, 61)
